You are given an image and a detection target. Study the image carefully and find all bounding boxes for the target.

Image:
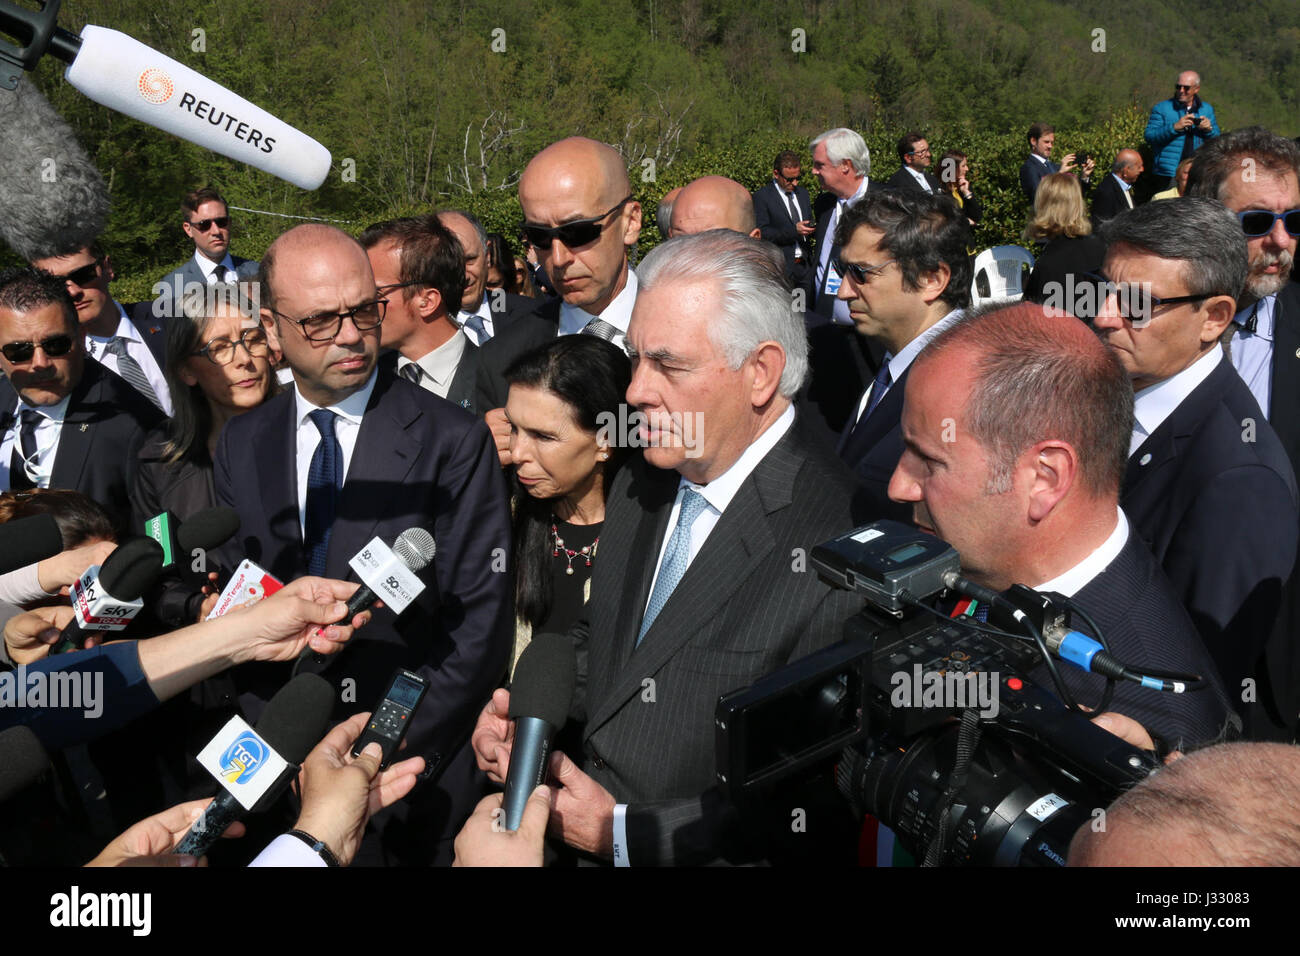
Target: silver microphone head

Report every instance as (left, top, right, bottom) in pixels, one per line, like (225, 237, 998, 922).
(393, 527, 436, 572)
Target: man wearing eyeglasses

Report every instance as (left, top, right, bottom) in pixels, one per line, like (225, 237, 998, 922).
(154, 187, 260, 328)
(213, 223, 511, 864)
(1145, 70, 1219, 186)
(30, 242, 174, 416)
(476, 137, 642, 465)
(1094, 199, 1297, 722)
(0, 268, 163, 528)
(884, 133, 943, 197)
(833, 191, 971, 522)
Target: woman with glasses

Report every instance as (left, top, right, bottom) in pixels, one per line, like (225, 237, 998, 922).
(1022, 172, 1106, 315)
(130, 288, 278, 626)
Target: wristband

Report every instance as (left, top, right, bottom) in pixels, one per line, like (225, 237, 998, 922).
(287, 829, 340, 867)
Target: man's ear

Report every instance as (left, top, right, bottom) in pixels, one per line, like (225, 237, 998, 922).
(1025, 439, 1078, 522)
(619, 201, 643, 246)
(749, 340, 786, 408)
(102, 255, 116, 284)
(918, 262, 952, 305)
(413, 285, 442, 322)
(1199, 294, 1236, 345)
(260, 310, 281, 353)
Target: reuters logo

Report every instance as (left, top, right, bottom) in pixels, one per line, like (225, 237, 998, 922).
(137, 68, 174, 104)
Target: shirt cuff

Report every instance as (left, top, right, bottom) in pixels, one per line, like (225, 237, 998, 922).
(248, 834, 328, 867)
(612, 804, 629, 867)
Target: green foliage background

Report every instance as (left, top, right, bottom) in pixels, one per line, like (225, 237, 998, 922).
(10, 0, 1297, 299)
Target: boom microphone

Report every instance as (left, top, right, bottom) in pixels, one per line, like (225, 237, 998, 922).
(50, 536, 165, 653)
(0, 2, 331, 190)
(174, 673, 334, 858)
(501, 633, 576, 831)
(0, 513, 65, 576)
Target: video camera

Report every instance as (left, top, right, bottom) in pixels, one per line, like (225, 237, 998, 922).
(715, 521, 1197, 866)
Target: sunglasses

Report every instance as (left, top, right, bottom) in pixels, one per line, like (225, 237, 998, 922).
(49, 260, 102, 288)
(834, 256, 896, 283)
(521, 196, 634, 250)
(1237, 209, 1300, 238)
(189, 216, 230, 232)
(1175, 84, 1195, 91)
(1083, 272, 1218, 321)
(1, 334, 74, 363)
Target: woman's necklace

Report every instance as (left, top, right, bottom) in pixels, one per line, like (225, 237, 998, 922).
(551, 519, 599, 575)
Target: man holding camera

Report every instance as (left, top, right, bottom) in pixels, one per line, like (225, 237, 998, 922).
(1145, 70, 1220, 187)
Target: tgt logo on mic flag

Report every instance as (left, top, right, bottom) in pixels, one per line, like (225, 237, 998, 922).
(196, 715, 291, 810)
(220, 731, 268, 785)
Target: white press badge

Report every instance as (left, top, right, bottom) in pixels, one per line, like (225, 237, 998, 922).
(196, 715, 291, 810)
(349, 536, 426, 614)
(70, 565, 144, 631)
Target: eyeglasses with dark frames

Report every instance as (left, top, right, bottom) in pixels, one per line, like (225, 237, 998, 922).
(834, 256, 896, 284)
(1084, 271, 1222, 321)
(192, 326, 271, 366)
(189, 216, 231, 232)
(1237, 209, 1300, 238)
(269, 299, 387, 342)
(521, 195, 635, 250)
(375, 280, 426, 299)
(1, 335, 75, 363)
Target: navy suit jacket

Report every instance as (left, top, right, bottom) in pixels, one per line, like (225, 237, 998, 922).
(0, 360, 164, 531)
(120, 301, 170, 375)
(1020, 155, 1059, 204)
(884, 166, 944, 196)
(213, 367, 512, 861)
(475, 296, 562, 413)
(752, 180, 813, 278)
(837, 364, 913, 524)
(1121, 357, 1299, 701)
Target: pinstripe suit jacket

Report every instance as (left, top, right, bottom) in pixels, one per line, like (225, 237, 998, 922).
(568, 415, 864, 864)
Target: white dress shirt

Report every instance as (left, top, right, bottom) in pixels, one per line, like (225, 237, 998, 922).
(84, 305, 174, 416)
(457, 294, 496, 346)
(194, 250, 239, 284)
(248, 833, 327, 867)
(0, 395, 69, 489)
(395, 332, 468, 400)
(558, 268, 638, 350)
(1129, 347, 1222, 456)
(1229, 293, 1276, 418)
(851, 309, 965, 426)
(293, 370, 377, 536)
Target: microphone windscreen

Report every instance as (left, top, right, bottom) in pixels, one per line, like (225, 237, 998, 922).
(255, 673, 334, 764)
(176, 507, 241, 552)
(0, 513, 66, 576)
(0, 726, 50, 803)
(393, 527, 435, 572)
(65, 26, 331, 190)
(509, 632, 577, 728)
(0, 76, 111, 259)
(96, 537, 166, 600)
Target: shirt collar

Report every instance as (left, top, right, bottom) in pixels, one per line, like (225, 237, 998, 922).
(1132, 347, 1222, 444)
(1034, 508, 1129, 597)
(293, 367, 377, 428)
(560, 267, 638, 335)
(887, 309, 964, 382)
(1031, 153, 1050, 166)
(905, 167, 930, 188)
(398, 332, 466, 386)
(840, 177, 870, 209)
(14, 393, 71, 424)
(1234, 293, 1276, 342)
(87, 305, 141, 347)
(1112, 172, 1133, 193)
(194, 250, 236, 279)
(676, 404, 795, 515)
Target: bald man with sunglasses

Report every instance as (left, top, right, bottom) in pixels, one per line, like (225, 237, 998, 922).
(0, 268, 163, 529)
(476, 137, 642, 465)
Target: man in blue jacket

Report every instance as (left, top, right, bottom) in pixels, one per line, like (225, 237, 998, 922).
(1146, 70, 1220, 184)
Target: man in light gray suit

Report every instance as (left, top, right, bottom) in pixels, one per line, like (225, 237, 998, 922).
(472, 230, 864, 865)
(154, 186, 259, 320)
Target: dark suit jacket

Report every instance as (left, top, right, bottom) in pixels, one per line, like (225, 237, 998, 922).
(1121, 357, 1299, 702)
(121, 301, 171, 374)
(752, 180, 813, 281)
(884, 166, 943, 196)
(1041, 530, 1233, 748)
(0, 360, 164, 531)
(837, 365, 913, 524)
(476, 297, 562, 413)
(213, 367, 513, 862)
(1268, 278, 1300, 477)
(1090, 174, 1134, 228)
(1020, 155, 1059, 204)
(568, 416, 865, 865)
(152, 254, 259, 320)
(1023, 235, 1107, 308)
(377, 336, 482, 415)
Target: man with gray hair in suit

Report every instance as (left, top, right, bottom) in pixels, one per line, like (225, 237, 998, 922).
(472, 229, 863, 865)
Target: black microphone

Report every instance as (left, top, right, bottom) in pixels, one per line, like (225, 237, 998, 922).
(174, 673, 334, 858)
(336, 527, 436, 623)
(0, 513, 65, 576)
(50, 537, 165, 654)
(0, 726, 49, 804)
(501, 633, 576, 831)
(143, 506, 241, 570)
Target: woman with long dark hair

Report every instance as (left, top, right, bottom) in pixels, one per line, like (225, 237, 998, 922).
(504, 336, 632, 667)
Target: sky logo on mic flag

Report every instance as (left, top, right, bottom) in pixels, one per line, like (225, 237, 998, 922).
(220, 731, 268, 784)
(136, 67, 173, 104)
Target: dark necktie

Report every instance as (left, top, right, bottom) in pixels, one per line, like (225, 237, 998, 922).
(862, 360, 893, 420)
(9, 408, 42, 491)
(104, 337, 163, 410)
(786, 191, 801, 222)
(581, 317, 620, 342)
(399, 362, 424, 386)
(1237, 302, 1259, 335)
(215, 264, 231, 283)
(304, 409, 342, 577)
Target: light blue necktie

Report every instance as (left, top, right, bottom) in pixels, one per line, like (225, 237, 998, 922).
(638, 489, 709, 644)
(462, 312, 488, 342)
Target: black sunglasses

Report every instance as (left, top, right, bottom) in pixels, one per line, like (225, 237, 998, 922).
(834, 256, 896, 284)
(521, 196, 634, 250)
(1083, 272, 1218, 321)
(1237, 209, 1300, 238)
(189, 216, 230, 232)
(48, 260, 102, 288)
(1, 334, 74, 363)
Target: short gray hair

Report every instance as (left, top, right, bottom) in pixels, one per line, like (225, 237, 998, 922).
(1185, 126, 1300, 202)
(810, 128, 871, 177)
(1100, 197, 1247, 302)
(635, 229, 808, 396)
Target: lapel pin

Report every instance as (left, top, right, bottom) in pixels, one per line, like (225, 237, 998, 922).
(1139, 453, 1151, 465)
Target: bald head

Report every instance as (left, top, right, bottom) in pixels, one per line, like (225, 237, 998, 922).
(669, 176, 760, 238)
(1113, 149, 1144, 185)
(520, 137, 632, 210)
(1070, 742, 1300, 866)
(260, 223, 369, 313)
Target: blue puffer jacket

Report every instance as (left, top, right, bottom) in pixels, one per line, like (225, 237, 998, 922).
(1145, 96, 1220, 177)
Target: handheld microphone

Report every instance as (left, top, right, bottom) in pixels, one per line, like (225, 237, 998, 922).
(174, 673, 334, 858)
(0, 513, 65, 576)
(143, 506, 240, 570)
(501, 633, 576, 831)
(50, 537, 165, 654)
(337, 527, 435, 623)
(0, 726, 49, 804)
(0, 3, 332, 189)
